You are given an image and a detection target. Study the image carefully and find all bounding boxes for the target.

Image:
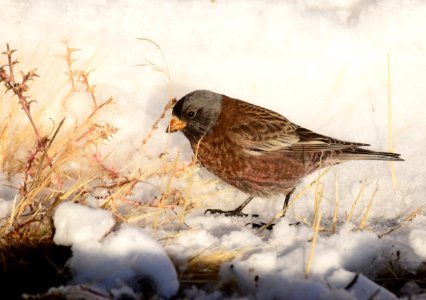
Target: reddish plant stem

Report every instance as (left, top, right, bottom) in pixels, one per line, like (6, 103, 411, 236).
(5, 44, 41, 140)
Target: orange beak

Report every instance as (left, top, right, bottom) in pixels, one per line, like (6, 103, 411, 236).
(167, 116, 187, 133)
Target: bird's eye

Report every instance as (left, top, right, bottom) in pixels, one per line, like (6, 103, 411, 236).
(187, 111, 196, 118)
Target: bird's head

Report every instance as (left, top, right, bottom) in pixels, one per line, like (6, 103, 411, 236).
(167, 90, 222, 143)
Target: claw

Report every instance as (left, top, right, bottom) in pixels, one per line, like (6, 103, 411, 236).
(204, 208, 248, 217)
(246, 222, 275, 230)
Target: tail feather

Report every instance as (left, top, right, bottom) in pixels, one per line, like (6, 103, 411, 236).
(338, 148, 403, 161)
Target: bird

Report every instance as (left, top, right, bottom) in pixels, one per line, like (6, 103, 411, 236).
(166, 90, 403, 218)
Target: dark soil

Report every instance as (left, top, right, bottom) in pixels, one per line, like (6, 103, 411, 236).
(0, 241, 71, 299)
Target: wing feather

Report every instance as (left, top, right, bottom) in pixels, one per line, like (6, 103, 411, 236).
(226, 101, 368, 155)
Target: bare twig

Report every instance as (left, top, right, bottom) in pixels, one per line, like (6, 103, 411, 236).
(142, 97, 176, 145)
(1, 44, 41, 139)
(79, 70, 97, 107)
(62, 41, 80, 91)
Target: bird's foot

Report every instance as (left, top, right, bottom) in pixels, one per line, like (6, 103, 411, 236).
(247, 222, 275, 230)
(204, 208, 248, 217)
(247, 221, 301, 230)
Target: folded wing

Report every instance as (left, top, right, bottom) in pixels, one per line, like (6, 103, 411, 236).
(227, 104, 369, 155)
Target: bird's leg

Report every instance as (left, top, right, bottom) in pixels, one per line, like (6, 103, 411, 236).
(250, 188, 296, 230)
(281, 188, 295, 218)
(204, 196, 254, 217)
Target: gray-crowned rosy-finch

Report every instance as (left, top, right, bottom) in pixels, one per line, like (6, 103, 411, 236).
(167, 90, 403, 217)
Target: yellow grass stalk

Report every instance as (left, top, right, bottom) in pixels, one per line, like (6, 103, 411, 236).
(305, 189, 323, 279)
(346, 180, 366, 223)
(312, 154, 324, 228)
(7, 195, 18, 230)
(332, 177, 339, 233)
(387, 53, 397, 186)
(404, 207, 423, 222)
(312, 182, 322, 229)
(378, 207, 423, 238)
(312, 184, 324, 230)
(359, 183, 379, 230)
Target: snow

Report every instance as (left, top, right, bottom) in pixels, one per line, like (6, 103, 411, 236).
(53, 202, 179, 299)
(1, 0, 426, 299)
(328, 269, 397, 300)
(409, 229, 426, 260)
(53, 202, 115, 246)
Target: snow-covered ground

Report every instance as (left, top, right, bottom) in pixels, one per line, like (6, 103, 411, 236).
(1, 0, 426, 299)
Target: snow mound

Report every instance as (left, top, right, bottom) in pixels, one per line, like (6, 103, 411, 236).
(54, 202, 115, 245)
(409, 229, 426, 260)
(53, 202, 179, 299)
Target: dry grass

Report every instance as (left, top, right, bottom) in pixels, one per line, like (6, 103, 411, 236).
(0, 42, 206, 254)
(179, 249, 241, 285)
(0, 43, 122, 243)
